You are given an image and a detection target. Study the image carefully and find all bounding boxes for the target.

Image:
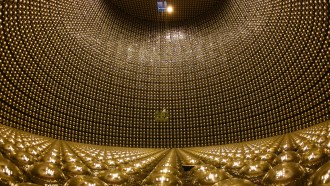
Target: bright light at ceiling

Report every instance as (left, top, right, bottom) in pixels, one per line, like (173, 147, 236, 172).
(167, 6, 173, 13)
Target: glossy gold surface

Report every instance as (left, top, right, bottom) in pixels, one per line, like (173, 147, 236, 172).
(0, 0, 329, 180)
(239, 161, 271, 184)
(274, 151, 302, 165)
(301, 147, 327, 169)
(13, 151, 35, 166)
(0, 157, 24, 185)
(0, 123, 328, 185)
(262, 162, 306, 185)
(62, 162, 92, 177)
(193, 169, 231, 185)
(308, 161, 330, 186)
(143, 173, 182, 186)
(64, 175, 108, 186)
(15, 183, 42, 186)
(213, 178, 255, 186)
(28, 162, 66, 184)
(1, 0, 328, 148)
(97, 168, 129, 185)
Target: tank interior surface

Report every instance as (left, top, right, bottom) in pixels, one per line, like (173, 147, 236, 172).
(0, 122, 329, 185)
(0, 0, 329, 185)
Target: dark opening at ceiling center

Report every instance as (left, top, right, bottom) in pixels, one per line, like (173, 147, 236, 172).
(109, 0, 219, 22)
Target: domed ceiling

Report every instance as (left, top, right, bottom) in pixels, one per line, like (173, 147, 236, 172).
(108, 0, 219, 22)
(1, 0, 329, 148)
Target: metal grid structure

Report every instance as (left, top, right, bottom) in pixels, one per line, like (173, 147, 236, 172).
(109, 0, 219, 22)
(0, 0, 329, 148)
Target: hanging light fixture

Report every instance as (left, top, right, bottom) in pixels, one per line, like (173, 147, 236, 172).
(157, 0, 173, 13)
(157, 0, 168, 12)
(166, 6, 173, 13)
